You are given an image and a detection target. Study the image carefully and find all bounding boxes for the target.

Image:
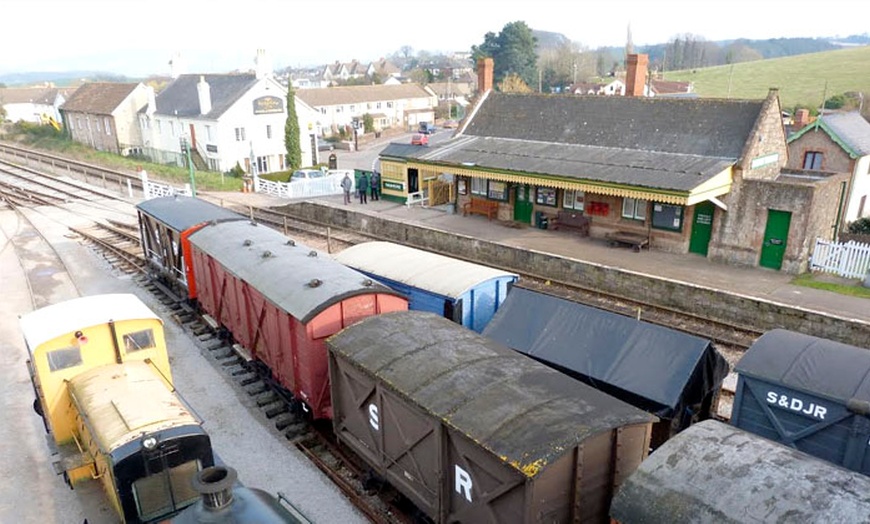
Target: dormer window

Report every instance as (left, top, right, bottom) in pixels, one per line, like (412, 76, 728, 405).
(802, 151, 823, 170)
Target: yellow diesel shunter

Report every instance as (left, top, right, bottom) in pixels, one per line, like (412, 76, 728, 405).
(20, 294, 214, 523)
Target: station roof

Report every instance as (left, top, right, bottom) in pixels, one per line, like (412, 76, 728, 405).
(333, 241, 517, 299)
(483, 287, 729, 418)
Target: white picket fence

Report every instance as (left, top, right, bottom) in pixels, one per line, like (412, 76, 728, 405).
(810, 238, 870, 279)
(255, 170, 354, 199)
(141, 171, 192, 199)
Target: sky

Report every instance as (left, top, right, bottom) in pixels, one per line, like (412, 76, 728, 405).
(3, 0, 867, 78)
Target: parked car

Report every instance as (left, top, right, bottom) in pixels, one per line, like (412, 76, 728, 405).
(418, 122, 437, 134)
(289, 169, 326, 182)
(442, 119, 459, 129)
(411, 133, 429, 146)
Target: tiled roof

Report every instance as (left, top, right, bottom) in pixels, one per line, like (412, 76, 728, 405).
(0, 87, 69, 105)
(380, 91, 767, 194)
(426, 82, 473, 97)
(60, 82, 141, 115)
(149, 74, 259, 119)
(380, 136, 735, 192)
(464, 92, 762, 158)
(821, 112, 870, 156)
(650, 79, 693, 95)
(296, 84, 433, 107)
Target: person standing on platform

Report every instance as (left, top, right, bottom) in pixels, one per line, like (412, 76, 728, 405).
(370, 171, 380, 201)
(341, 173, 353, 204)
(358, 172, 368, 204)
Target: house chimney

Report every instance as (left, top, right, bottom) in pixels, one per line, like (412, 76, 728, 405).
(146, 85, 156, 116)
(169, 52, 184, 79)
(794, 108, 811, 130)
(255, 48, 272, 79)
(197, 75, 212, 115)
(477, 57, 493, 94)
(625, 54, 648, 97)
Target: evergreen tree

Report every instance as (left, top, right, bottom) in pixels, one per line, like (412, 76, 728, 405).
(472, 21, 538, 89)
(284, 84, 302, 170)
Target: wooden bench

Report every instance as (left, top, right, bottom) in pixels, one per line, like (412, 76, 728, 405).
(552, 210, 589, 236)
(462, 197, 498, 220)
(606, 231, 650, 252)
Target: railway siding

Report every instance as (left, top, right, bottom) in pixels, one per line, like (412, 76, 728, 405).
(276, 201, 870, 348)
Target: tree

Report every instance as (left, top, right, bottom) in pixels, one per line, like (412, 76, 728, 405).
(471, 21, 538, 89)
(848, 217, 870, 235)
(363, 113, 374, 134)
(284, 83, 302, 171)
(498, 73, 533, 93)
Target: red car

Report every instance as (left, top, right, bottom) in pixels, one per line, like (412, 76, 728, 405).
(410, 133, 429, 145)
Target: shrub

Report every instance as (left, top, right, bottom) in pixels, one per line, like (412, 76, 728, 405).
(225, 162, 245, 178)
(847, 217, 870, 234)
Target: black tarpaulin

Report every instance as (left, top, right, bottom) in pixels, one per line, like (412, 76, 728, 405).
(483, 287, 729, 420)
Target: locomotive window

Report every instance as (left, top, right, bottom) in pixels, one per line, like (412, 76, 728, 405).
(47, 346, 82, 372)
(124, 329, 156, 352)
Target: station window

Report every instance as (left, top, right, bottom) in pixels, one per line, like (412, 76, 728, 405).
(622, 198, 648, 220)
(535, 187, 558, 207)
(651, 203, 684, 232)
(470, 177, 487, 196)
(563, 189, 585, 211)
(124, 329, 156, 352)
(47, 346, 82, 372)
(488, 181, 509, 201)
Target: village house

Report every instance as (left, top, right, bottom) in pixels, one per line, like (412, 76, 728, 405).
(0, 86, 70, 126)
(60, 82, 150, 156)
(377, 56, 846, 273)
(787, 110, 870, 225)
(296, 83, 437, 136)
(136, 50, 320, 174)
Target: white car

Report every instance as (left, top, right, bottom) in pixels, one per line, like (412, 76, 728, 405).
(289, 169, 326, 182)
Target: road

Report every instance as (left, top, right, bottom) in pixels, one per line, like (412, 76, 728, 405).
(329, 128, 454, 172)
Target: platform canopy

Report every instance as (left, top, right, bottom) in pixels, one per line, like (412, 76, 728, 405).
(483, 287, 729, 419)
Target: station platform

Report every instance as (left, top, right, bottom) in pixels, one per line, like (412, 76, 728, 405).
(202, 190, 870, 327)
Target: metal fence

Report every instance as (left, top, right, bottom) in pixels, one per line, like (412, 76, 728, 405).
(810, 238, 870, 279)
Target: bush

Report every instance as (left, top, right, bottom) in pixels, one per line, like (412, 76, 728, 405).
(847, 217, 870, 234)
(225, 162, 245, 178)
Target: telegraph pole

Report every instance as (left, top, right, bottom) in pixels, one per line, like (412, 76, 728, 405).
(181, 137, 196, 197)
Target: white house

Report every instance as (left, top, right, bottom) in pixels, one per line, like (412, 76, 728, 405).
(0, 86, 69, 125)
(296, 83, 437, 136)
(138, 50, 321, 174)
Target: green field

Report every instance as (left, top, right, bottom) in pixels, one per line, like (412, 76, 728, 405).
(663, 46, 870, 110)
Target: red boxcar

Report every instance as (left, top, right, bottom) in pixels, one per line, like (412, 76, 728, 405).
(188, 221, 408, 419)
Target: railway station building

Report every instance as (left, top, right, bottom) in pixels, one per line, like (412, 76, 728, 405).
(378, 56, 849, 273)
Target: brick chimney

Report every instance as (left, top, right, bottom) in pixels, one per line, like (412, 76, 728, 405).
(625, 54, 648, 97)
(794, 108, 811, 130)
(477, 57, 493, 94)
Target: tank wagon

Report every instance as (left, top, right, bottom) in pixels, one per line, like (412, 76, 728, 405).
(333, 241, 518, 332)
(327, 311, 656, 523)
(731, 328, 870, 474)
(20, 294, 214, 523)
(610, 419, 870, 523)
(170, 466, 310, 523)
(484, 286, 729, 448)
(136, 195, 245, 299)
(188, 220, 408, 419)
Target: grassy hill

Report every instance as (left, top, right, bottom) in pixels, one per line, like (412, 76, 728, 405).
(663, 46, 870, 110)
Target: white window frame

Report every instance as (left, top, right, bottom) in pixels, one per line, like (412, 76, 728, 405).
(470, 177, 487, 196)
(563, 189, 585, 211)
(622, 197, 648, 220)
(205, 125, 213, 141)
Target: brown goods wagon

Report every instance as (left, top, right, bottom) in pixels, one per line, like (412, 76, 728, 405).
(188, 221, 407, 419)
(328, 311, 656, 523)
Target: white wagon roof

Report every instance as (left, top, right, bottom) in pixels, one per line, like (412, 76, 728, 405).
(333, 242, 518, 299)
(19, 294, 160, 350)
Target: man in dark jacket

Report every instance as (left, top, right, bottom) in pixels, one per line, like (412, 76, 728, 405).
(358, 172, 368, 204)
(370, 171, 380, 201)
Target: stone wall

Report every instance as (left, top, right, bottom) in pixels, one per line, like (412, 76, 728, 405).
(275, 201, 870, 347)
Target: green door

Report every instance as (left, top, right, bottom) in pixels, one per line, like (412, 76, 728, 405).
(689, 201, 715, 256)
(759, 209, 792, 270)
(513, 185, 533, 224)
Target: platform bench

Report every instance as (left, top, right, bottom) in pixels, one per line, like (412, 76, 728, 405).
(463, 198, 498, 220)
(606, 231, 649, 252)
(552, 210, 590, 236)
